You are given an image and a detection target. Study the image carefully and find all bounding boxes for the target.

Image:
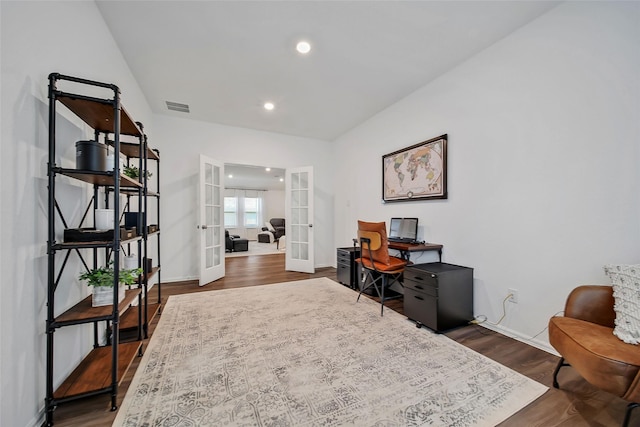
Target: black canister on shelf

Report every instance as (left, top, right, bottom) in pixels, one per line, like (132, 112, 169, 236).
(76, 140, 107, 171)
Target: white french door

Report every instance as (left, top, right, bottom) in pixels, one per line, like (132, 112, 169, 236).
(199, 155, 225, 286)
(285, 166, 314, 273)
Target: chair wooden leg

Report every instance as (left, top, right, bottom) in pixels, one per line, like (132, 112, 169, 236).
(623, 402, 639, 427)
(552, 357, 569, 389)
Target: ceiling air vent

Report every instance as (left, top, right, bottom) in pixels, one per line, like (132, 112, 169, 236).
(165, 101, 190, 113)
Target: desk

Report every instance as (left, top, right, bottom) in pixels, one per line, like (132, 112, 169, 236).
(388, 242, 443, 263)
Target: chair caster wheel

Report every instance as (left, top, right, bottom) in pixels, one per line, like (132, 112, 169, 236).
(416, 322, 422, 329)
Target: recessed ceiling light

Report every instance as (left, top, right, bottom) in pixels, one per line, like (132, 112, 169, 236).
(228, 174, 233, 178)
(279, 178, 284, 182)
(265, 167, 271, 172)
(264, 102, 275, 111)
(296, 41, 311, 54)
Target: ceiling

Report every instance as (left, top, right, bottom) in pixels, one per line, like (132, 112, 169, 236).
(96, 1, 558, 142)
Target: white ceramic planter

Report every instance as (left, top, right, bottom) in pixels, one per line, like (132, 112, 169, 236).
(123, 255, 138, 270)
(95, 209, 114, 230)
(92, 284, 125, 307)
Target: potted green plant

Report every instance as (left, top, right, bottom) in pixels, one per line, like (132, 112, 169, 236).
(79, 262, 142, 307)
(123, 165, 152, 181)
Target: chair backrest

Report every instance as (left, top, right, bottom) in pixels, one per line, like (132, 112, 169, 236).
(270, 218, 285, 228)
(357, 220, 390, 265)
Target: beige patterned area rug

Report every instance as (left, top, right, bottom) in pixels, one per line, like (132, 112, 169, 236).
(114, 278, 547, 426)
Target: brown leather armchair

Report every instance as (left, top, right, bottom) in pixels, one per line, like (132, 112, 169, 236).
(548, 285, 640, 426)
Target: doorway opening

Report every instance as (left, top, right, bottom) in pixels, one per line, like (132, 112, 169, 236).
(223, 163, 286, 257)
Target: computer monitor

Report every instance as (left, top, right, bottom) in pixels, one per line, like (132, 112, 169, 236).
(388, 218, 418, 243)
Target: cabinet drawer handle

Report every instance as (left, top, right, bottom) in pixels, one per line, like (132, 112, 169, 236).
(415, 285, 424, 290)
(414, 295, 424, 301)
(413, 276, 424, 281)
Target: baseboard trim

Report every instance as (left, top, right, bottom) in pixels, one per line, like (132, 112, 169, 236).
(479, 323, 559, 356)
(163, 278, 199, 286)
(162, 275, 198, 284)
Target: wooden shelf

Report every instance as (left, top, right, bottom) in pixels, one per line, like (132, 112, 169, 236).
(119, 302, 161, 332)
(55, 288, 142, 327)
(57, 95, 142, 137)
(56, 168, 142, 188)
(118, 306, 140, 332)
(53, 341, 141, 400)
(141, 266, 161, 283)
(53, 235, 141, 250)
(119, 188, 142, 196)
(110, 141, 159, 160)
(119, 188, 159, 197)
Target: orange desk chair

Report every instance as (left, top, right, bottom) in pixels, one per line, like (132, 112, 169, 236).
(356, 220, 408, 316)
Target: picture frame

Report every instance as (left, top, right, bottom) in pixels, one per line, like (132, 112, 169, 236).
(382, 134, 447, 203)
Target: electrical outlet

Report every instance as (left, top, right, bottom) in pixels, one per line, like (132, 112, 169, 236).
(508, 288, 519, 304)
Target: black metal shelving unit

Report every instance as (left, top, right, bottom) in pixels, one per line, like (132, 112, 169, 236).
(110, 135, 162, 341)
(44, 73, 158, 426)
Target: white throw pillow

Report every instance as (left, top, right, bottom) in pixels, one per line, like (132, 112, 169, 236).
(603, 264, 640, 345)
(265, 221, 275, 232)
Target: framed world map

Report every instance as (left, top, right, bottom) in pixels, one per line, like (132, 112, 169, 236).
(382, 134, 448, 202)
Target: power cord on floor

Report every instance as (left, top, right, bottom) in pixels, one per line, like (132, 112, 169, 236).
(523, 310, 564, 342)
(469, 293, 513, 326)
(470, 300, 565, 343)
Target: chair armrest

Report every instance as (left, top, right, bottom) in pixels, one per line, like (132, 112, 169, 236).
(564, 285, 616, 328)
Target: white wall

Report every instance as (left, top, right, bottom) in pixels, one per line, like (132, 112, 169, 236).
(151, 115, 334, 282)
(0, 2, 153, 426)
(265, 190, 286, 221)
(3, 1, 638, 425)
(333, 1, 640, 352)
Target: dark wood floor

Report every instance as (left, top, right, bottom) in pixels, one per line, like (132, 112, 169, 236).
(51, 254, 634, 426)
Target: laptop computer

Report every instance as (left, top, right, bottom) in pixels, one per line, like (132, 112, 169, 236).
(388, 217, 418, 243)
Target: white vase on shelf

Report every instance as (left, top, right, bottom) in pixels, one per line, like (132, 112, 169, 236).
(123, 255, 138, 270)
(95, 209, 114, 230)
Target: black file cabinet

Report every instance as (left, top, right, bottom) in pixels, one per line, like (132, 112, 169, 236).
(337, 247, 360, 289)
(403, 262, 473, 332)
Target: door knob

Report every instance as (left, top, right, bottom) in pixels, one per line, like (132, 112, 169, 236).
(199, 225, 208, 229)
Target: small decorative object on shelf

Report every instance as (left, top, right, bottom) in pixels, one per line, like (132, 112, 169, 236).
(92, 285, 125, 307)
(76, 140, 107, 171)
(63, 226, 136, 242)
(79, 262, 142, 307)
(95, 208, 114, 230)
(123, 165, 152, 180)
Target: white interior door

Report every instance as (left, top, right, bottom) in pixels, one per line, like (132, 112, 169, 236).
(199, 155, 224, 286)
(285, 166, 314, 273)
